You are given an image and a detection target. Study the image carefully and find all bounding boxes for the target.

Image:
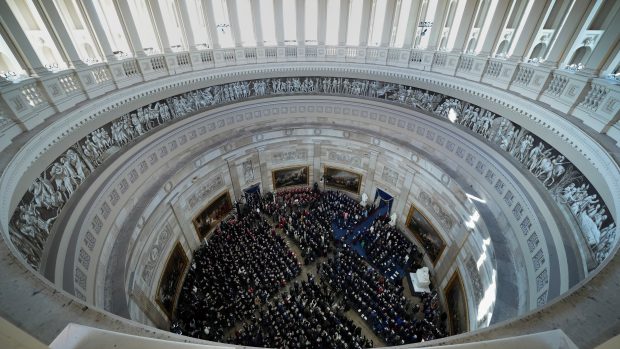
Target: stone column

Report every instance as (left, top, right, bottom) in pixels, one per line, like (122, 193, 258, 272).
(226, 0, 243, 47)
(363, 150, 379, 196)
(450, 0, 478, 53)
(0, 2, 49, 76)
(251, 0, 263, 46)
(201, 0, 220, 49)
(255, 146, 271, 192)
(313, 143, 322, 189)
(79, 0, 117, 61)
(114, 0, 147, 56)
(380, 0, 397, 47)
(358, 0, 372, 46)
(425, 0, 449, 50)
(394, 167, 415, 219)
(507, 0, 551, 61)
(146, 0, 171, 52)
(34, 0, 86, 68)
(225, 157, 242, 203)
(542, 0, 591, 67)
(403, 0, 422, 49)
(170, 202, 201, 250)
(475, 0, 512, 56)
(317, 0, 327, 45)
(274, 0, 285, 45)
(297, 0, 305, 45)
(338, 0, 350, 46)
(176, 0, 197, 50)
(582, 7, 620, 75)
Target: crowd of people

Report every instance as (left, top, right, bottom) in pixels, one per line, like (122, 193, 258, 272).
(320, 247, 445, 345)
(173, 186, 447, 347)
(229, 276, 373, 348)
(361, 218, 420, 282)
(173, 210, 301, 341)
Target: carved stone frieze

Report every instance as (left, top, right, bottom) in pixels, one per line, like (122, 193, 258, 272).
(272, 150, 308, 163)
(186, 174, 225, 209)
(327, 151, 362, 167)
(381, 166, 399, 186)
(419, 191, 454, 230)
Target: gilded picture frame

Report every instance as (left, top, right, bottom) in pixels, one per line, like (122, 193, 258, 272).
(272, 166, 309, 189)
(155, 242, 189, 319)
(323, 166, 362, 194)
(406, 205, 447, 265)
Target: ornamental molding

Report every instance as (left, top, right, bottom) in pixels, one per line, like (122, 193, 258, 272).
(3, 63, 618, 233)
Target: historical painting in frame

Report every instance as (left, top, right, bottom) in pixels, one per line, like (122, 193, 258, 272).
(272, 166, 309, 190)
(445, 270, 469, 335)
(156, 242, 189, 319)
(193, 191, 233, 240)
(406, 205, 447, 265)
(323, 167, 362, 194)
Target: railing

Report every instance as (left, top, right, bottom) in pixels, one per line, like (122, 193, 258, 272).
(545, 73, 569, 96)
(1, 44, 619, 149)
(244, 48, 256, 60)
(513, 65, 535, 85)
(150, 56, 166, 71)
(485, 60, 503, 78)
(58, 73, 80, 94)
(285, 47, 297, 58)
(176, 52, 190, 67)
(20, 83, 45, 108)
(305, 46, 317, 57)
(223, 49, 235, 63)
(579, 83, 609, 111)
(265, 47, 277, 61)
(90, 66, 111, 84)
(410, 50, 423, 63)
(122, 60, 140, 77)
(433, 53, 447, 66)
(200, 50, 213, 63)
(458, 56, 474, 72)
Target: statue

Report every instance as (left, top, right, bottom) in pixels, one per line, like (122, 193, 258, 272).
(416, 267, 431, 288)
(389, 213, 397, 227)
(360, 192, 368, 207)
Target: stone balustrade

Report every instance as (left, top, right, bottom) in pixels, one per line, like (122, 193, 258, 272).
(2, 45, 617, 152)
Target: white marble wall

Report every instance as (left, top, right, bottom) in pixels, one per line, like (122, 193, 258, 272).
(41, 98, 576, 331)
